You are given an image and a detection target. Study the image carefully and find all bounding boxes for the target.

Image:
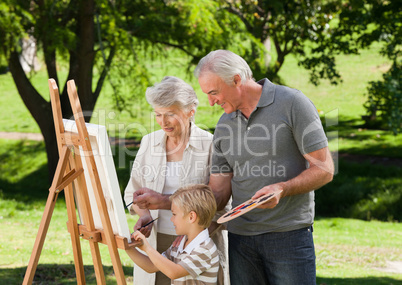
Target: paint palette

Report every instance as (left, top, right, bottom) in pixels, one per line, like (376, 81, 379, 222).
(217, 190, 282, 224)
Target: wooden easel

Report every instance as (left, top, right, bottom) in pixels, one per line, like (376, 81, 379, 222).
(23, 79, 138, 285)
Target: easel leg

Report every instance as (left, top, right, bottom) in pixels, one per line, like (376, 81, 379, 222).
(22, 190, 59, 285)
(72, 153, 106, 284)
(89, 241, 107, 284)
(65, 185, 86, 284)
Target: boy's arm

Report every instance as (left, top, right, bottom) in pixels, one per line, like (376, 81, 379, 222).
(145, 246, 189, 280)
(128, 231, 189, 279)
(125, 247, 159, 273)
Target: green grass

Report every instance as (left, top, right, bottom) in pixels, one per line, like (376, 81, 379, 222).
(315, 218, 402, 284)
(1, 35, 401, 284)
(0, 137, 401, 284)
(278, 43, 391, 120)
(1, 42, 400, 155)
(1, 206, 401, 284)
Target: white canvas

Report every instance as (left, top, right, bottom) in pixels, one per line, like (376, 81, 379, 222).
(63, 119, 131, 243)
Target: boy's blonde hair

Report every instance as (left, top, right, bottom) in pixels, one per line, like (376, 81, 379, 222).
(170, 184, 217, 228)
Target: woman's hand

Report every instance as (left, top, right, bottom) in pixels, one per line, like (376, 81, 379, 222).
(134, 215, 154, 237)
(133, 187, 171, 210)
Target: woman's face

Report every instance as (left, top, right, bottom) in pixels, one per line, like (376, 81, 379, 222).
(154, 105, 193, 139)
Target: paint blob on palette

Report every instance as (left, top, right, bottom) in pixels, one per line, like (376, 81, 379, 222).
(217, 190, 283, 224)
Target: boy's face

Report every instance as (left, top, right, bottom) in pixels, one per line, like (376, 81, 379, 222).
(171, 202, 189, 236)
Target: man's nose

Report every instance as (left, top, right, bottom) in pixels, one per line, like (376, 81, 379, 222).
(208, 94, 216, 106)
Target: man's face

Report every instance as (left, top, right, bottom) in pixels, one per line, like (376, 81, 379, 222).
(198, 73, 241, 114)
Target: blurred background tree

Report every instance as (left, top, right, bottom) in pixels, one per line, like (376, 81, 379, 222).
(0, 0, 400, 181)
(0, 0, 259, 180)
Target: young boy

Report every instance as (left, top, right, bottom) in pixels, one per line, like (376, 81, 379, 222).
(126, 184, 219, 284)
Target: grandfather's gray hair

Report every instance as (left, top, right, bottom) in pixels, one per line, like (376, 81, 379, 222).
(146, 76, 199, 115)
(194, 50, 253, 85)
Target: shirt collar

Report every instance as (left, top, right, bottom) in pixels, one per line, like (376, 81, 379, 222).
(230, 78, 275, 119)
(178, 228, 209, 254)
(256, 78, 275, 108)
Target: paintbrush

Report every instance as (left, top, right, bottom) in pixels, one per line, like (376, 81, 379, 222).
(131, 217, 159, 244)
(125, 201, 133, 210)
(139, 217, 159, 230)
(131, 217, 159, 238)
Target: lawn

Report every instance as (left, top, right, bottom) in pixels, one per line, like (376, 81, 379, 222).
(0, 137, 401, 284)
(1, 39, 401, 284)
(1, 204, 401, 284)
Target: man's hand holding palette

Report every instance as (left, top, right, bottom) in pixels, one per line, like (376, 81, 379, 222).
(217, 190, 283, 224)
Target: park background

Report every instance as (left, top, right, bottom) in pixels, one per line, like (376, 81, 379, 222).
(0, 0, 401, 284)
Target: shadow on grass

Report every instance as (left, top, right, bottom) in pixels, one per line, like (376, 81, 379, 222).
(0, 264, 133, 285)
(1, 264, 401, 285)
(316, 276, 402, 285)
(0, 164, 50, 205)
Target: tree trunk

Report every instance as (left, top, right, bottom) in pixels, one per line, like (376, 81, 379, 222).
(8, 0, 99, 183)
(8, 51, 59, 183)
(263, 36, 271, 68)
(76, 0, 96, 118)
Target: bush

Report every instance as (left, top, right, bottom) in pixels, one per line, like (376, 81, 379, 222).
(364, 61, 402, 135)
(315, 159, 402, 222)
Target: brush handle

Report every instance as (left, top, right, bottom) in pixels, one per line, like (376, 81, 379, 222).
(139, 218, 159, 230)
(125, 202, 133, 209)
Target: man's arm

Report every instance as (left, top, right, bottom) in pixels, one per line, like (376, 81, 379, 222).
(253, 147, 334, 209)
(209, 172, 233, 211)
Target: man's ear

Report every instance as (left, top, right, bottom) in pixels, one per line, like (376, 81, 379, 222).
(233, 74, 241, 86)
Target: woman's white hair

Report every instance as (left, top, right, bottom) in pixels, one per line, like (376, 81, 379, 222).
(194, 50, 253, 85)
(146, 76, 199, 120)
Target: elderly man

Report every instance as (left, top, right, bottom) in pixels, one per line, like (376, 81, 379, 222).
(194, 50, 334, 285)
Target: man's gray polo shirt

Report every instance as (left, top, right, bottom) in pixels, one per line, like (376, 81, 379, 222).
(211, 78, 328, 235)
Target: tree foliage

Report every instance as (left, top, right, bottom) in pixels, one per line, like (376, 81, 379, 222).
(220, 0, 401, 133)
(220, 0, 344, 83)
(333, 0, 401, 133)
(0, 0, 260, 180)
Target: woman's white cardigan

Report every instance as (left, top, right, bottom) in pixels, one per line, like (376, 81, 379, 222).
(124, 123, 229, 285)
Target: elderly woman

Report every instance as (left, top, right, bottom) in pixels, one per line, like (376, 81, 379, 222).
(124, 76, 229, 285)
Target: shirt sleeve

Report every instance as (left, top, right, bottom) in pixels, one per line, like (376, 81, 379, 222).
(291, 91, 328, 155)
(123, 135, 149, 215)
(162, 245, 174, 262)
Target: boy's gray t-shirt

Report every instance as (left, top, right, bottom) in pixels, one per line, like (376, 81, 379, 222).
(211, 78, 328, 235)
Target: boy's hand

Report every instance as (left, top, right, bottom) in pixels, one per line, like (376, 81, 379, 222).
(132, 231, 150, 252)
